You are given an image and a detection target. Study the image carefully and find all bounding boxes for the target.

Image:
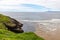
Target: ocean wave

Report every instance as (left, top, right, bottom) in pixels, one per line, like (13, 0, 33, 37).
(21, 19, 60, 23)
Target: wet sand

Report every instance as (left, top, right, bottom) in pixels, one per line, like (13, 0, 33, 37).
(35, 22, 60, 40)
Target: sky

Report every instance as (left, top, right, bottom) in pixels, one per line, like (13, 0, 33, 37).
(0, 0, 60, 12)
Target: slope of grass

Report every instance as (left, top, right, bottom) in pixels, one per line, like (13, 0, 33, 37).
(0, 29, 44, 40)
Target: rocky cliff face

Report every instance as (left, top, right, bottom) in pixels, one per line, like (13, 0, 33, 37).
(0, 14, 24, 33)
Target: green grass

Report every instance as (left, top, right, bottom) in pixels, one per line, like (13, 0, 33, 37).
(0, 14, 10, 22)
(0, 29, 44, 40)
(0, 14, 17, 29)
(0, 14, 44, 40)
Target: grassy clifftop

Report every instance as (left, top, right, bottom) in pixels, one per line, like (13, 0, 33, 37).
(0, 14, 44, 40)
(0, 29, 44, 40)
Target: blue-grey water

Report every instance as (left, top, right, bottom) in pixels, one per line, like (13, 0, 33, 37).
(1, 12, 60, 20)
(1, 12, 60, 32)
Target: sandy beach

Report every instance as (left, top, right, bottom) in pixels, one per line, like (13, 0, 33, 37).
(34, 22, 60, 40)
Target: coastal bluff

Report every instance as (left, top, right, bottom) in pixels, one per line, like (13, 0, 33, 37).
(0, 14, 24, 33)
(0, 14, 44, 40)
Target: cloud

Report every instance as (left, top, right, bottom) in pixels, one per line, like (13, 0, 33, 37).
(0, 0, 50, 12)
(0, 4, 51, 12)
(25, 0, 60, 10)
(0, 0, 59, 12)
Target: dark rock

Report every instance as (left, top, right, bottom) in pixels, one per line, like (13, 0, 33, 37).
(3, 17, 24, 33)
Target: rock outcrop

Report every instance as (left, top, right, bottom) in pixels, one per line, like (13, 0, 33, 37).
(0, 14, 24, 33)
